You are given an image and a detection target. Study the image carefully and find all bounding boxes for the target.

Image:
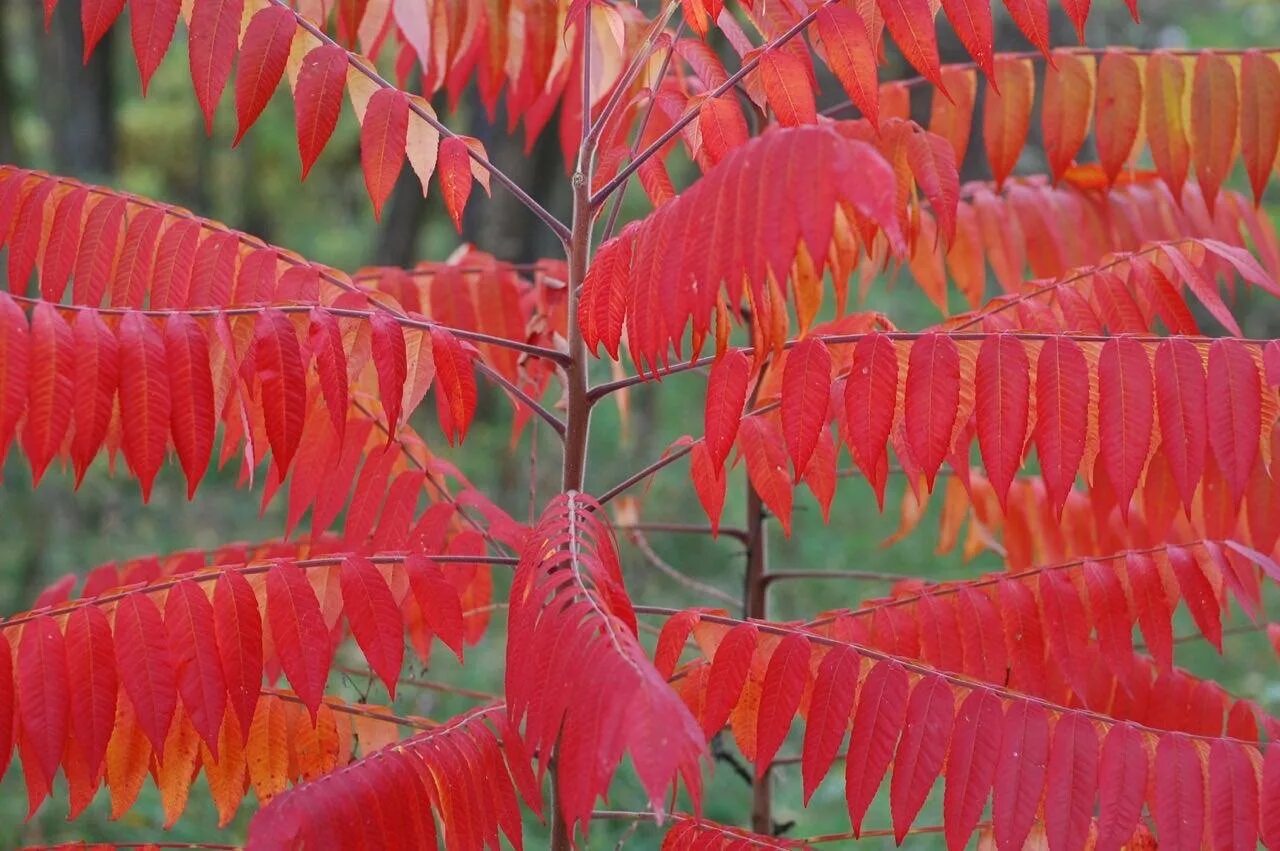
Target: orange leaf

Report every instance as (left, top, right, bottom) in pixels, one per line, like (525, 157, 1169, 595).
(983, 56, 1034, 189)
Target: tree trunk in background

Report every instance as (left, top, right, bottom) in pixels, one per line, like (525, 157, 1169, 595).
(36, 0, 116, 177)
(0, 0, 19, 163)
(464, 102, 568, 264)
(373, 165, 431, 266)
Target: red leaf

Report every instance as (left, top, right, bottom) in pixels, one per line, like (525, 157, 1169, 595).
(360, 88, 409, 220)
(1167, 546, 1222, 652)
(880, 0, 945, 89)
(890, 675, 953, 843)
(1190, 51, 1239, 215)
(151, 218, 200, 309)
(814, 5, 878, 128)
(1241, 51, 1280, 205)
(1153, 734, 1205, 851)
(82, 0, 125, 62)
(70, 308, 118, 485)
(118, 313, 170, 502)
(1002, 0, 1050, 56)
(801, 645, 859, 804)
(438, 136, 474, 232)
(1209, 740, 1259, 851)
(130, 0, 180, 93)
(1045, 713, 1099, 851)
(405, 554, 466, 661)
(1262, 743, 1280, 848)
(8, 179, 53, 293)
(294, 45, 349, 179)
(844, 332, 898, 507)
(1097, 337, 1153, 516)
(705, 349, 750, 472)
(307, 309, 348, 441)
(781, 338, 831, 479)
(1033, 336, 1088, 518)
(993, 700, 1049, 851)
(1127, 552, 1174, 673)
(1095, 51, 1143, 185)
(1082, 560, 1134, 678)
(1207, 338, 1261, 507)
(21, 303, 74, 485)
(654, 611, 700, 681)
(265, 562, 332, 722)
(975, 333, 1029, 510)
(943, 689, 1002, 851)
(984, 57, 1035, 189)
(114, 593, 178, 752)
(0, 293, 26, 463)
(1145, 52, 1191, 201)
(0, 629, 12, 783)
(1153, 339, 1207, 516)
(340, 556, 405, 697)
(701, 623, 757, 738)
(17, 615, 70, 790)
(754, 633, 810, 777)
(235, 6, 296, 146)
(165, 579, 228, 755)
(939, 0, 994, 80)
(431, 327, 477, 445)
(1042, 51, 1095, 182)
(738, 416, 793, 536)
(1096, 724, 1148, 851)
(758, 49, 816, 126)
(579, 224, 633, 359)
(72, 195, 125, 307)
(213, 569, 263, 740)
(110, 207, 163, 308)
(370, 313, 407, 440)
(690, 441, 728, 534)
(845, 660, 909, 835)
(41, 185, 88, 302)
(188, 0, 243, 132)
(904, 332, 960, 489)
(164, 314, 215, 498)
(254, 310, 307, 473)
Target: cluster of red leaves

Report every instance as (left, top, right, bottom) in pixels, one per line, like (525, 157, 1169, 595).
(660, 602, 1276, 851)
(505, 493, 706, 837)
(246, 704, 538, 851)
(694, 331, 1279, 536)
(0, 550, 482, 818)
(902, 444, 1280, 571)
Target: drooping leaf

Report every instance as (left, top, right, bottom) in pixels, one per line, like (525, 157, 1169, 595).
(114, 593, 178, 752)
(294, 45, 349, 179)
(360, 88, 410, 220)
(234, 6, 296, 146)
(780, 337, 831, 479)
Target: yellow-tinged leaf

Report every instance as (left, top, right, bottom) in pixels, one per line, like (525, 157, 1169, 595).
(1191, 51, 1240, 215)
(1042, 51, 1096, 182)
(292, 701, 341, 780)
(202, 711, 247, 827)
(1144, 51, 1192, 199)
(929, 67, 977, 165)
(406, 95, 441, 196)
(352, 708, 401, 755)
(247, 695, 289, 802)
(1241, 50, 1280, 204)
(983, 56, 1034, 188)
(106, 699, 152, 820)
(159, 707, 201, 828)
(1095, 50, 1144, 185)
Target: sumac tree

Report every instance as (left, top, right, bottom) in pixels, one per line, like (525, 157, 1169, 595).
(2, 0, 1280, 848)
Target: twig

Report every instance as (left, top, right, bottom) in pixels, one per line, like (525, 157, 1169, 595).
(625, 528, 740, 606)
